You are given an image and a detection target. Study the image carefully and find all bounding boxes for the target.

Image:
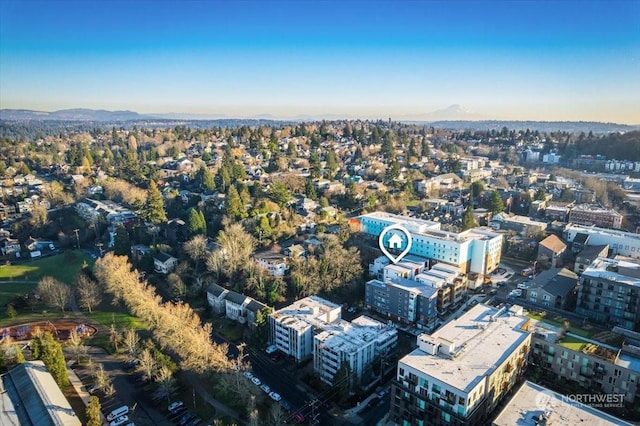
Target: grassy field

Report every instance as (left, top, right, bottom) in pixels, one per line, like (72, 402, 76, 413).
(86, 310, 147, 329)
(0, 250, 93, 284)
(0, 282, 38, 308)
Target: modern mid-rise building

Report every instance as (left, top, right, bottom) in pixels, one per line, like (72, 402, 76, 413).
(564, 224, 640, 260)
(352, 212, 503, 275)
(568, 203, 623, 229)
(529, 320, 640, 405)
(390, 303, 531, 426)
(269, 296, 342, 362)
(313, 315, 397, 386)
(492, 381, 633, 426)
(576, 257, 640, 330)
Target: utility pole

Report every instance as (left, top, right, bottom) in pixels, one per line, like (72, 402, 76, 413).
(73, 229, 80, 248)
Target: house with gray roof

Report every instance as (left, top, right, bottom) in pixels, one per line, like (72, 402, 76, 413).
(523, 267, 578, 310)
(206, 283, 229, 315)
(574, 244, 609, 275)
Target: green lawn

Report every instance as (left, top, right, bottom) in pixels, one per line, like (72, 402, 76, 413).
(0, 250, 93, 284)
(527, 312, 593, 338)
(559, 335, 587, 351)
(86, 310, 146, 330)
(0, 282, 38, 307)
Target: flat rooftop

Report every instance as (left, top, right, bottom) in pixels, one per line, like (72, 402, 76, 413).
(582, 257, 640, 287)
(492, 381, 632, 426)
(271, 295, 340, 331)
(400, 304, 530, 394)
(566, 224, 640, 241)
(315, 316, 397, 354)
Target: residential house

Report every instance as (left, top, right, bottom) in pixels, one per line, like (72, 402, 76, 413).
(225, 291, 250, 324)
(537, 234, 567, 268)
(206, 283, 229, 315)
(253, 251, 289, 277)
(130, 244, 152, 261)
(0, 237, 21, 257)
(153, 252, 178, 274)
(523, 268, 578, 310)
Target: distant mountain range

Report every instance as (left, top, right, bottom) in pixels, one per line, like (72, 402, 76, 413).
(1, 107, 638, 133)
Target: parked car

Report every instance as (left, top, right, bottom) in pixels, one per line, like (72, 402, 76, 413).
(243, 371, 254, 380)
(260, 384, 271, 394)
(265, 345, 277, 354)
(269, 391, 282, 402)
(109, 415, 129, 426)
(251, 377, 262, 386)
(280, 400, 291, 411)
(168, 401, 184, 413)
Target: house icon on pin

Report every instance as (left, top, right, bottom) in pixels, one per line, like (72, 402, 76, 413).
(388, 233, 403, 250)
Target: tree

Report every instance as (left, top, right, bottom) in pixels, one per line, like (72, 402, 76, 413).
(6, 304, 17, 319)
(141, 180, 167, 225)
(208, 222, 255, 280)
(471, 181, 484, 198)
(29, 200, 48, 229)
(187, 208, 207, 236)
(137, 347, 157, 383)
(268, 180, 293, 208)
(68, 328, 87, 363)
(534, 187, 547, 201)
(326, 150, 339, 178)
(109, 323, 120, 352)
(153, 366, 177, 404)
(37, 276, 71, 312)
(13, 344, 25, 364)
(201, 166, 215, 191)
(76, 273, 102, 313)
(122, 328, 141, 360)
(304, 178, 317, 200)
(334, 361, 353, 401)
(38, 332, 69, 386)
(183, 235, 208, 271)
(167, 273, 186, 298)
(113, 225, 131, 256)
(86, 396, 102, 426)
(461, 205, 478, 230)
(225, 184, 246, 220)
(488, 191, 505, 214)
(254, 215, 272, 244)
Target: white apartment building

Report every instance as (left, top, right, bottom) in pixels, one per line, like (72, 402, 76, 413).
(564, 224, 640, 259)
(313, 315, 397, 385)
(269, 296, 341, 362)
(390, 304, 531, 426)
(352, 212, 503, 275)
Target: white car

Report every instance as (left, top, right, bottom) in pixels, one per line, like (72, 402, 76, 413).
(251, 377, 262, 386)
(168, 401, 184, 413)
(261, 384, 271, 394)
(110, 415, 129, 426)
(269, 391, 282, 402)
(510, 289, 522, 297)
(243, 371, 254, 380)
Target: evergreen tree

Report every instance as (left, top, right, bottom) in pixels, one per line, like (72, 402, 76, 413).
(187, 208, 207, 235)
(226, 185, 246, 220)
(488, 191, 505, 214)
(304, 178, 317, 200)
(39, 332, 69, 386)
(86, 396, 102, 426)
(201, 166, 215, 191)
(421, 139, 431, 157)
(13, 344, 25, 364)
(113, 225, 131, 256)
(462, 204, 478, 230)
(141, 180, 167, 224)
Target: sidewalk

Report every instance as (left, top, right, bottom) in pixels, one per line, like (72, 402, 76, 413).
(67, 365, 108, 425)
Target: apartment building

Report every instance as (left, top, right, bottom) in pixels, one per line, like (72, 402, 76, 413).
(489, 213, 547, 236)
(352, 212, 503, 275)
(269, 296, 341, 362)
(390, 304, 531, 426)
(313, 315, 397, 386)
(492, 381, 633, 426)
(569, 203, 623, 229)
(564, 224, 640, 260)
(530, 320, 640, 405)
(365, 278, 439, 329)
(575, 257, 640, 330)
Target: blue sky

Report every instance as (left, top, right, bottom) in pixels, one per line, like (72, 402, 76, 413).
(1, 0, 638, 123)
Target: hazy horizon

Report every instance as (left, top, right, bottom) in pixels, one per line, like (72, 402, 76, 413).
(1, 0, 638, 124)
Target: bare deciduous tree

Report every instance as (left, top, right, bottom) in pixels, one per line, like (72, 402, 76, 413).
(153, 366, 177, 403)
(183, 235, 209, 272)
(68, 328, 88, 363)
(37, 276, 71, 312)
(137, 348, 157, 383)
(121, 328, 140, 361)
(75, 273, 102, 313)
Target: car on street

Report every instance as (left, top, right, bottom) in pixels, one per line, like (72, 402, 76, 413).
(178, 413, 196, 426)
(265, 345, 277, 354)
(251, 377, 261, 386)
(260, 384, 271, 394)
(168, 401, 184, 413)
(109, 416, 129, 426)
(280, 400, 291, 411)
(269, 391, 282, 402)
(243, 371, 254, 379)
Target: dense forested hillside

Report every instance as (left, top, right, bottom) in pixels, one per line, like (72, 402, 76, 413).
(573, 131, 640, 161)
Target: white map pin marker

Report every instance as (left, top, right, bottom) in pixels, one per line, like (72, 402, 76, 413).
(379, 224, 412, 264)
